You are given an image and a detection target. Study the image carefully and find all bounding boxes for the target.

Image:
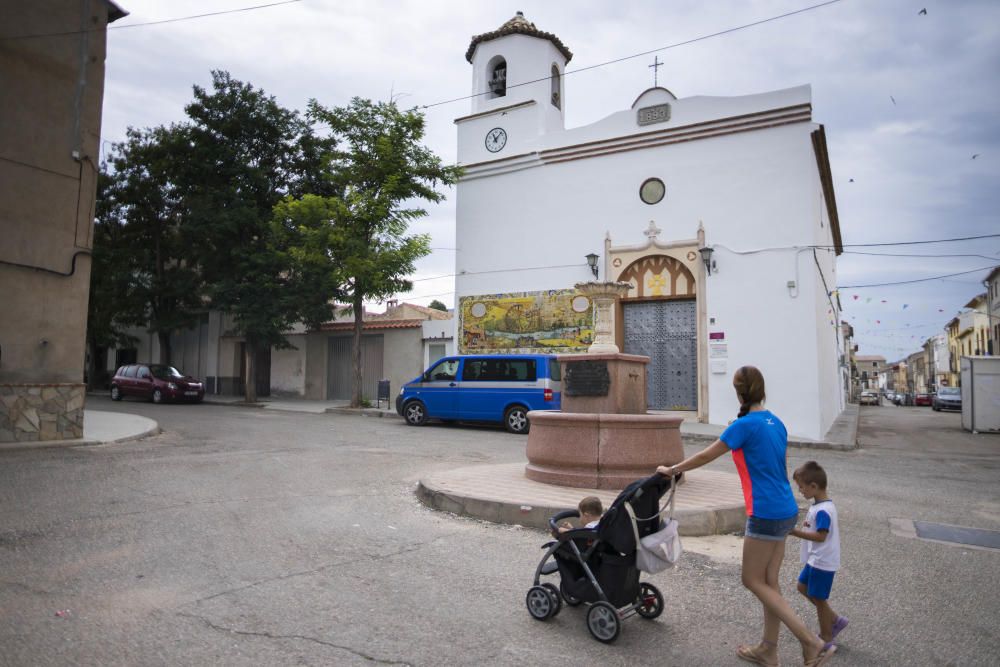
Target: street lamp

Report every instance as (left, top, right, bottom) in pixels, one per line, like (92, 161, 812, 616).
(699, 245, 715, 275)
(585, 253, 599, 279)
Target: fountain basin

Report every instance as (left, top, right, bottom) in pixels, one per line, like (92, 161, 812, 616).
(525, 411, 684, 489)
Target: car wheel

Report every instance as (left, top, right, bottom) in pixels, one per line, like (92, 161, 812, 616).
(504, 405, 530, 434)
(403, 400, 427, 426)
(110, 385, 122, 401)
(152, 389, 163, 404)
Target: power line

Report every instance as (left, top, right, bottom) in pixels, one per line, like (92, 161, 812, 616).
(421, 0, 845, 109)
(843, 250, 1000, 260)
(834, 233, 1000, 249)
(0, 0, 302, 41)
(839, 265, 998, 289)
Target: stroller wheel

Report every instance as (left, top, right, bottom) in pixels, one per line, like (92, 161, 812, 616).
(586, 601, 621, 643)
(636, 582, 664, 620)
(541, 583, 562, 617)
(559, 579, 582, 606)
(526, 585, 555, 620)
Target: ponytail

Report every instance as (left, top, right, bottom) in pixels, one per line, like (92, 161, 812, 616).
(733, 366, 766, 419)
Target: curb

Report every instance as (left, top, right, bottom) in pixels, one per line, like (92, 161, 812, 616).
(324, 407, 395, 418)
(415, 478, 746, 537)
(680, 432, 858, 452)
(0, 423, 161, 453)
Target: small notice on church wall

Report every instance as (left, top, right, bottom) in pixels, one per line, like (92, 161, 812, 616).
(710, 343, 728, 359)
(637, 104, 671, 126)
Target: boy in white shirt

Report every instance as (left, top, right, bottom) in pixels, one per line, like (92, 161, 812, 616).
(791, 461, 848, 650)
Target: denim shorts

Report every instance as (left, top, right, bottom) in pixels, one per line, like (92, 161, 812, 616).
(745, 514, 797, 541)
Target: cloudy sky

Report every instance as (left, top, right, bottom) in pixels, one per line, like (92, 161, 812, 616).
(98, 0, 1000, 360)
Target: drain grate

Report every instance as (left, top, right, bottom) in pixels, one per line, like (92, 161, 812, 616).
(913, 521, 1000, 550)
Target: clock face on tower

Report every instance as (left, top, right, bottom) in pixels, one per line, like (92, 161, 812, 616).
(485, 127, 507, 153)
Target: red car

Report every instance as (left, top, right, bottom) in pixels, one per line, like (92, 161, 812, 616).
(914, 393, 933, 406)
(110, 363, 205, 404)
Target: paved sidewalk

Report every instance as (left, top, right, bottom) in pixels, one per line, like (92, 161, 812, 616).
(417, 462, 747, 536)
(203, 394, 396, 417)
(0, 409, 159, 452)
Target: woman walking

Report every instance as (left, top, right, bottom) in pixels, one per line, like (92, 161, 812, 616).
(657, 366, 835, 666)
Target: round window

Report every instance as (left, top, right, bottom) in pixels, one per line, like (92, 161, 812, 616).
(639, 178, 665, 205)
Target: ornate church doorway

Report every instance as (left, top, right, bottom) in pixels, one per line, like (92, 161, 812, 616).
(623, 299, 697, 410)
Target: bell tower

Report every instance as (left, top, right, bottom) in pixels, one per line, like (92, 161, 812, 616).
(464, 12, 571, 138)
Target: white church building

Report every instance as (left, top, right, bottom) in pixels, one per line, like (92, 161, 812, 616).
(452, 13, 846, 440)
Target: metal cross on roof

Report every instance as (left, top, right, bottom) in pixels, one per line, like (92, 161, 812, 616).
(649, 56, 663, 87)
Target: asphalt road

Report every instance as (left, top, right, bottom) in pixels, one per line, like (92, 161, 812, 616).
(1, 397, 998, 666)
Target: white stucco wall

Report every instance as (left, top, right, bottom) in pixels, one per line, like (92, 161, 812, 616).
(454, 79, 842, 440)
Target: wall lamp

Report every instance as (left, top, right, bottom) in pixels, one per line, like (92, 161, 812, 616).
(585, 253, 600, 278)
(699, 246, 715, 276)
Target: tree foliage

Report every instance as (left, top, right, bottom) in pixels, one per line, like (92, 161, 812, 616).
(278, 98, 461, 406)
(428, 300, 448, 312)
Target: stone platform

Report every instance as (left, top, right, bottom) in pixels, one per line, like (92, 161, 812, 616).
(417, 462, 746, 536)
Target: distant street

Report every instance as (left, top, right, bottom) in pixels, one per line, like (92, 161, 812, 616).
(1, 397, 998, 666)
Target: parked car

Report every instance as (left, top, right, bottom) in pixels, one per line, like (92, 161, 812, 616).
(914, 392, 933, 406)
(859, 391, 880, 406)
(110, 364, 205, 404)
(396, 354, 561, 434)
(932, 386, 961, 412)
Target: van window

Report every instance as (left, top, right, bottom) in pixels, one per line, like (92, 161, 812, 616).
(427, 359, 459, 381)
(123, 365, 138, 378)
(548, 358, 561, 381)
(136, 366, 150, 379)
(463, 358, 536, 381)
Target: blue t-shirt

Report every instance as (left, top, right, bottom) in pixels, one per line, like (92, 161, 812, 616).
(720, 410, 798, 519)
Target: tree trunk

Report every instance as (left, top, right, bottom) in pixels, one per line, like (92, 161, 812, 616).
(351, 295, 364, 408)
(157, 330, 172, 365)
(244, 339, 257, 404)
(86, 338, 99, 391)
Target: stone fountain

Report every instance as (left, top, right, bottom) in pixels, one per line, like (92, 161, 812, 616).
(524, 281, 684, 489)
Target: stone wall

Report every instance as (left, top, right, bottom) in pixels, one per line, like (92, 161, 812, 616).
(0, 384, 85, 442)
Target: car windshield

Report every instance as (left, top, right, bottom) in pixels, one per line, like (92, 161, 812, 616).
(149, 365, 184, 380)
(939, 387, 960, 396)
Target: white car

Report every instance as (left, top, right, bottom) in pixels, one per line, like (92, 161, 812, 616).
(859, 391, 880, 406)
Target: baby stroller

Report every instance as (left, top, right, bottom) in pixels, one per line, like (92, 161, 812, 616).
(525, 473, 676, 643)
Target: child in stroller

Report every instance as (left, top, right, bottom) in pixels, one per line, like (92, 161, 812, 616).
(525, 473, 676, 643)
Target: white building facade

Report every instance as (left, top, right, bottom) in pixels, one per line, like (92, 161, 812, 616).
(452, 14, 845, 440)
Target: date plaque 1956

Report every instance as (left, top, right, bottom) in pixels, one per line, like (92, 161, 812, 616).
(637, 103, 671, 126)
(564, 360, 611, 397)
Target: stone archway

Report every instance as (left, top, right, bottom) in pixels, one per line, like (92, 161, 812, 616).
(617, 254, 696, 299)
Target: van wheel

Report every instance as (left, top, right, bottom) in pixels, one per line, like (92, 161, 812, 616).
(404, 400, 427, 426)
(504, 405, 530, 434)
(110, 385, 122, 401)
(152, 389, 163, 404)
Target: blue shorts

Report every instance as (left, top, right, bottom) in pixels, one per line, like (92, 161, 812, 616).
(745, 514, 797, 541)
(798, 564, 836, 600)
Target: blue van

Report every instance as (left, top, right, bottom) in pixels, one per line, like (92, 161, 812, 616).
(396, 354, 562, 434)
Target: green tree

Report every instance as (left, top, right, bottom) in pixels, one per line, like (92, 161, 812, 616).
(284, 98, 461, 407)
(86, 167, 144, 389)
(428, 299, 448, 312)
(103, 125, 203, 366)
(180, 71, 331, 402)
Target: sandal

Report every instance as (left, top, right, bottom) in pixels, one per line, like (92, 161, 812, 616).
(737, 642, 780, 667)
(803, 643, 837, 666)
